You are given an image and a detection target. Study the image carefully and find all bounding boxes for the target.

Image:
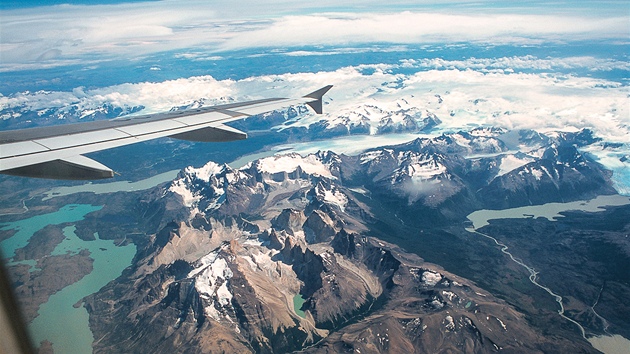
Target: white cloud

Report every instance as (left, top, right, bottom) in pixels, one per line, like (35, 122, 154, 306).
(0, 75, 236, 114)
(1, 2, 627, 68)
(394, 69, 628, 142)
(2, 56, 627, 146)
(218, 12, 628, 51)
(401, 56, 630, 72)
(1, 2, 216, 64)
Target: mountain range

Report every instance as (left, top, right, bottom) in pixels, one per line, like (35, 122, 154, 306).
(81, 127, 613, 353)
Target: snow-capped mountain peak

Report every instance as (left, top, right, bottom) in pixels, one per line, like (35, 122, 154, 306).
(252, 153, 334, 178)
(168, 152, 343, 216)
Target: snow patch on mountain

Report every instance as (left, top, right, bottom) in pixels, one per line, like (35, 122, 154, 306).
(284, 97, 440, 135)
(396, 152, 447, 181)
(497, 154, 535, 177)
(169, 162, 241, 211)
(447, 132, 505, 153)
(169, 179, 202, 208)
(187, 250, 235, 321)
(168, 151, 342, 216)
(360, 149, 393, 164)
(187, 161, 226, 182)
(253, 153, 333, 178)
(469, 127, 507, 137)
(530, 168, 544, 181)
(444, 315, 455, 331)
(414, 164, 445, 179)
(315, 182, 349, 212)
(422, 270, 443, 286)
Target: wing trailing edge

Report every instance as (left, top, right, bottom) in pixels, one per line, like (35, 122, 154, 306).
(1, 155, 114, 180)
(169, 124, 247, 142)
(0, 85, 332, 180)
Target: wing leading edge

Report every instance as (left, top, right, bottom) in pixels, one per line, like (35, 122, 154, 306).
(0, 85, 332, 180)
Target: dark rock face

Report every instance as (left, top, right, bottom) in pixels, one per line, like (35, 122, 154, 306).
(480, 144, 615, 209)
(331, 229, 356, 258)
(83, 127, 615, 353)
(190, 213, 212, 231)
(303, 210, 336, 243)
(155, 221, 180, 248)
(271, 209, 305, 235)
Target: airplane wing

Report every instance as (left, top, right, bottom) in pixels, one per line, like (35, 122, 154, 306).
(0, 85, 332, 180)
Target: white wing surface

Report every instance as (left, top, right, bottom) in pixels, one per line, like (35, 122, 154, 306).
(0, 85, 332, 180)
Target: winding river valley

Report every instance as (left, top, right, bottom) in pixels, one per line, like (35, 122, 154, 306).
(466, 194, 630, 354)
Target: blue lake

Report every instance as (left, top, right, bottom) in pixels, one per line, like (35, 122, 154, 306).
(0, 204, 102, 258)
(0, 204, 136, 354)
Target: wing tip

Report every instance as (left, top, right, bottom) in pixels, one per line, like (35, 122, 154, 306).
(303, 85, 333, 100)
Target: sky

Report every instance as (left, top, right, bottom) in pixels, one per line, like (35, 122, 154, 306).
(1, 0, 628, 72)
(0, 0, 628, 132)
(0, 1, 628, 181)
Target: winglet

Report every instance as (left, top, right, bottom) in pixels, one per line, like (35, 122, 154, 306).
(303, 85, 333, 114)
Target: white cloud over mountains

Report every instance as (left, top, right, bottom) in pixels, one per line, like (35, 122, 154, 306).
(0, 75, 237, 118)
(2, 51, 628, 193)
(1, 1, 628, 69)
(2, 56, 628, 145)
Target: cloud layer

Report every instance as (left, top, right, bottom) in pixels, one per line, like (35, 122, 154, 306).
(2, 53, 628, 192)
(2, 56, 627, 144)
(218, 13, 628, 51)
(1, 1, 628, 69)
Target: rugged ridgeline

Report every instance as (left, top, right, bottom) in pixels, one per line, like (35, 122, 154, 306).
(354, 128, 613, 225)
(277, 101, 443, 139)
(0, 96, 438, 135)
(84, 128, 610, 353)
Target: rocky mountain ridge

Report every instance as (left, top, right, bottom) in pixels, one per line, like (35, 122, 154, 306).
(82, 127, 611, 353)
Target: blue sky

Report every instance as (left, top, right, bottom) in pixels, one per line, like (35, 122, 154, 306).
(0, 0, 157, 10)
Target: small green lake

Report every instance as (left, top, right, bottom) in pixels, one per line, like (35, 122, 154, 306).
(293, 294, 307, 318)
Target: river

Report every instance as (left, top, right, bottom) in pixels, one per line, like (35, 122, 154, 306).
(466, 194, 630, 354)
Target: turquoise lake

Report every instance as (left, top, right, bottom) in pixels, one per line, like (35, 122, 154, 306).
(0, 204, 102, 258)
(0, 204, 136, 354)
